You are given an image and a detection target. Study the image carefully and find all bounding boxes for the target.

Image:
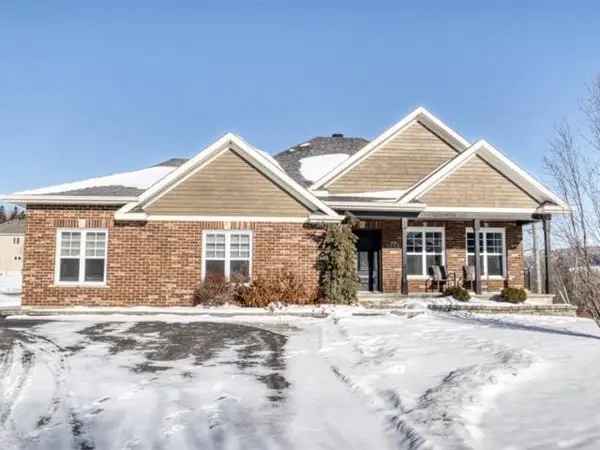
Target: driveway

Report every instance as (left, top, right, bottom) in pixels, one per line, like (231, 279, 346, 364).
(0, 316, 395, 450)
(4, 312, 599, 450)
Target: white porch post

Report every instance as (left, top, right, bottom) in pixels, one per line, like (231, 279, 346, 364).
(473, 219, 482, 295)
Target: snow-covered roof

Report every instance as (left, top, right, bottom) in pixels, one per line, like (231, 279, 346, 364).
(299, 154, 350, 183)
(274, 135, 369, 186)
(8, 148, 285, 201)
(11, 159, 186, 198)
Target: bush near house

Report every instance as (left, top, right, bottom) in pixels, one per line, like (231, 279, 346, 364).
(236, 270, 313, 307)
(193, 275, 237, 306)
(318, 220, 360, 304)
(500, 287, 528, 303)
(443, 286, 471, 302)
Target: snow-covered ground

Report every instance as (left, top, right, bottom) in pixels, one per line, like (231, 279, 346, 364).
(0, 272, 21, 309)
(1, 311, 600, 449)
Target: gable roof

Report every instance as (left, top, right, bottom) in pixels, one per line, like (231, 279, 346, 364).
(116, 133, 341, 221)
(310, 107, 471, 190)
(398, 139, 569, 211)
(1, 106, 567, 216)
(274, 135, 369, 186)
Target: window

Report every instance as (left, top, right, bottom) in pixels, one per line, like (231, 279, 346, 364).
(466, 228, 505, 277)
(406, 227, 444, 277)
(56, 229, 108, 285)
(203, 231, 252, 281)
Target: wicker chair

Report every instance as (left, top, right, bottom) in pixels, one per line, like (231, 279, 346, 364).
(463, 265, 476, 290)
(429, 265, 449, 292)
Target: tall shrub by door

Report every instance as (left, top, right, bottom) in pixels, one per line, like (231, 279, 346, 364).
(318, 221, 360, 304)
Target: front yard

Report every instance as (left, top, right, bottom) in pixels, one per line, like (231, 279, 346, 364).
(1, 311, 600, 449)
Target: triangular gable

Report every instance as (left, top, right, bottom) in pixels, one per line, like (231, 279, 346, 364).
(399, 140, 569, 211)
(310, 107, 470, 191)
(116, 133, 341, 221)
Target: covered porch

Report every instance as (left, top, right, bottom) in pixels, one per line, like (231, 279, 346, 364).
(347, 209, 553, 296)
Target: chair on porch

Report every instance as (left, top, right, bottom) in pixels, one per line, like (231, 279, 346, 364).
(463, 265, 476, 291)
(428, 265, 450, 292)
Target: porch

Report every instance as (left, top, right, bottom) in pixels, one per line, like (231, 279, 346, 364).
(350, 213, 553, 297)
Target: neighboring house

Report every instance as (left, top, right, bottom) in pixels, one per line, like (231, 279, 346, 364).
(2, 107, 568, 307)
(0, 218, 25, 273)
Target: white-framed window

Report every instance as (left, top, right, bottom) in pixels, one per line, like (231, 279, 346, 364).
(55, 229, 108, 285)
(406, 227, 445, 278)
(466, 227, 506, 278)
(202, 230, 252, 281)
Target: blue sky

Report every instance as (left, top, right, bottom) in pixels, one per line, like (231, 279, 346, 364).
(1, 1, 599, 198)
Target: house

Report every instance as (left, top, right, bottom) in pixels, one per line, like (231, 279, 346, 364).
(0, 218, 25, 273)
(2, 107, 568, 306)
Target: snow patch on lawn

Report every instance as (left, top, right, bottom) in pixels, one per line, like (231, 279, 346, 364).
(299, 153, 349, 182)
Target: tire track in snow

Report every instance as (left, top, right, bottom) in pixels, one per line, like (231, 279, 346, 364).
(0, 341, 35, 427)
(0, 325, 90, 450)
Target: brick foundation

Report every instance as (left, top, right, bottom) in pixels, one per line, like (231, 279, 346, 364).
(23, 206, 324, 307)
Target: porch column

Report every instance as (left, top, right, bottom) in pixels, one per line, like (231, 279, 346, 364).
(542, 216, 552, 294)
(473, 219, 482, 294)
(401, 217, 408, 295)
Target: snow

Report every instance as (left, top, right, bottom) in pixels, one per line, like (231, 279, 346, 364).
(1, 310, 600, 449)
(15, 165, 176, 195)
(0, 272, 21, 308)
(299, 153, 350, 182)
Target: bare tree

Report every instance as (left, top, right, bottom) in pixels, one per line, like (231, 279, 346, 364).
(545, 75, 600, 325)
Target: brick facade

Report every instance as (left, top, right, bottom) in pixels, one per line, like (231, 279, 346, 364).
(22, 207, 525, 306)
(23, 206, 324, 307)
(355, 219, 524, 294)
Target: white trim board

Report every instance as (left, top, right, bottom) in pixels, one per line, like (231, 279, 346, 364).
(116, 133, 341, 222)
(310, 106, 470, 190)
(112, 212, 342, 224)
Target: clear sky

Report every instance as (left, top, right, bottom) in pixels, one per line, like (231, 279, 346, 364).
(1, 1, 599, 198)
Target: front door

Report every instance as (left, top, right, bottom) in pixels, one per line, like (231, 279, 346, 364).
(355, 230, 381, 292)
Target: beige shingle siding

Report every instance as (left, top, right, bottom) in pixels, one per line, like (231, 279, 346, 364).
(419, 156, 540, 208)
(326, 121, 460, 193)
(144, 148, 313, 216)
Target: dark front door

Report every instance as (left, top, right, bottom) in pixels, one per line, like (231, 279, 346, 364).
(355, 230, 381, 292)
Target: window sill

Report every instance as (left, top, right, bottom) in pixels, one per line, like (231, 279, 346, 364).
(52, 283, 109, 289)
(407, 275, 430, 280)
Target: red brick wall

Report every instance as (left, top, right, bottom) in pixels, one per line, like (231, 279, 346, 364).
(23, 206, 324, 307)
(354, 219, 524, 294)
(22, 206, 525, 306)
